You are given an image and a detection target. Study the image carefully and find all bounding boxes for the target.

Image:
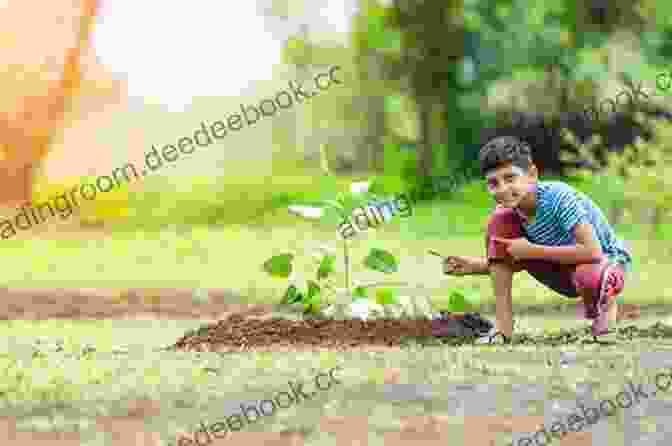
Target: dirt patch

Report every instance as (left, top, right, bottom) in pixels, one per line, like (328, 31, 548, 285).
(167, 307, 654, 352)
(0, 288, 273, 320)
(0, 412, 595, 446)
(169, 315, 442, 352)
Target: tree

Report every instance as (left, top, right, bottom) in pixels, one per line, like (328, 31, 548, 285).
(561, 116, 672, 234)
(265, 0, 374, 172)
(386, 0, 467, 185)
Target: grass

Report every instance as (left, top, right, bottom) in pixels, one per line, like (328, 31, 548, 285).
(2, 218, 670, 307)
(1, 165, 671, 444)
(0, 319, 670, 445)
(1, 169, 670, 306)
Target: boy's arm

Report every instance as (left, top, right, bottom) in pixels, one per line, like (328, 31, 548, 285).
(489, 260, 515, 338)
(524, 223, 602, 264)
(524, 185, 602, 264)
(472, 257, 490, 275)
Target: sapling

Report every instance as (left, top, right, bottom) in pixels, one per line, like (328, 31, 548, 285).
(262, 145, 480, 319)
(262, 144, 428, 319)
(262, 204, 408, 317)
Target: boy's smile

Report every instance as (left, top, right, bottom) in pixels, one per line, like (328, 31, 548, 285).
(485, 163, 538, 217)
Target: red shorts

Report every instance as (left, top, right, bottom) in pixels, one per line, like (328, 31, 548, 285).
(485, 206, 625, 306)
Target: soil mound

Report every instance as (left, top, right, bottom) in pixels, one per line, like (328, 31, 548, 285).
(167, 309, 658, 352)
(169, 315, 443, 352)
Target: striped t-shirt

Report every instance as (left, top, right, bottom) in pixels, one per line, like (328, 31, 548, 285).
(513, 181, 633, 272)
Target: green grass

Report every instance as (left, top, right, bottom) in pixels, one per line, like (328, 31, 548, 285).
(2, 168, 671, 307)
(1, 167, 671, 444)
(2, 218, 670, 307)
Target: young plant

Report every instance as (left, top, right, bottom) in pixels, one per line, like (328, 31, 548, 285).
(261, 239, 402, 315)
(261, 143, 406, 315)
(262, 250, 336, 314)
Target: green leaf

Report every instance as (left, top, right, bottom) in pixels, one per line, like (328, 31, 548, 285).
(316, 255, 336, 280)
(339, 193, 371, 218)
(321, 206, 347, 228)
(319, 200, 349, 227)
(375, 287, 398, 305)
(303, 282, 322, 314)
(363, 248, 399, 274)
(464, 290, 481, 307)
(448, 290, 468, 312)
(262, 253, 294, 278)
(322, 200, 345, 213)
(448, 289, 480, 312)
(306, 280, 321, 299)
(353, 286, 368, 300)
(280, 285, 302, 305)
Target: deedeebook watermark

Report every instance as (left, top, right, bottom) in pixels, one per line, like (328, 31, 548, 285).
(173, 366, 342, 445)
(0, 66, 343, 240)
(508, 366, 672, 446)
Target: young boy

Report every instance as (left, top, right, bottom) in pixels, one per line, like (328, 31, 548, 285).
(436, 136, 634, 344)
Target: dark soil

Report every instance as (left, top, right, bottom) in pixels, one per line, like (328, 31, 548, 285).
(169, 314, 446, 352)
(167, 306, 667, 352)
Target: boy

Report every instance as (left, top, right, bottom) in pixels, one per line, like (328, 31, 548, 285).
(435, 136, 634, 344)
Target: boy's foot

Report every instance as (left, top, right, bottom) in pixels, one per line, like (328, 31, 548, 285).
(474, 327, 511, 345)
(591, 263, 625, 337)
(578, 300, 639, 321)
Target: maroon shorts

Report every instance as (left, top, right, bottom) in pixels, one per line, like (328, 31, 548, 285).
(485, 206, 625, 304)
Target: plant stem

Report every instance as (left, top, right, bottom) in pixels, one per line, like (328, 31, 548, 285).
(342, 238, 351, 293)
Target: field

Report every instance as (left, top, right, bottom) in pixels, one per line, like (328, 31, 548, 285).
(1, 171, 671, 446)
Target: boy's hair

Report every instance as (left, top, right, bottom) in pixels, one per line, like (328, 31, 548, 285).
(478, 136, 533, 176)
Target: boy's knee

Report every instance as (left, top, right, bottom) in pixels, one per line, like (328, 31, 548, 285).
(487, 208, 525, 262)
(572, 263, 604, 295)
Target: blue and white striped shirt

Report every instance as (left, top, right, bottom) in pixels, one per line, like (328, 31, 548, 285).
(513, 181, 633, 272)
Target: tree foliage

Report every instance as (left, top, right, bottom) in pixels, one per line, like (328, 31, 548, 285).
(272, 0, 672, 216)
(560, 116, 672, 231)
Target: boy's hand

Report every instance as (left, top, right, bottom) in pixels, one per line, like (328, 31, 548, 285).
(443, 256, 483, 276)
(491, 237, 535, 260)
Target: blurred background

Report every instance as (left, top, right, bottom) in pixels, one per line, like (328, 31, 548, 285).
(1, 0, 670, 305)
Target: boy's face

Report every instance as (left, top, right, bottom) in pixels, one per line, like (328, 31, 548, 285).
(485, 163, 537, 208)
